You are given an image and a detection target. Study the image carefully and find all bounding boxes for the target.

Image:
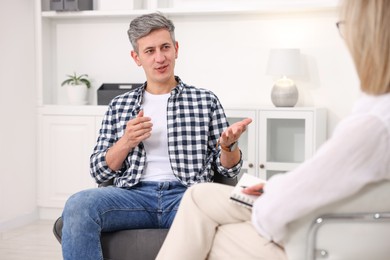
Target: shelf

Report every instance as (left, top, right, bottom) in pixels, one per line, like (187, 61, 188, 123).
(41, 9, 149, 19)
(41, 3, 338, 19)
(38, 105, 108, 116)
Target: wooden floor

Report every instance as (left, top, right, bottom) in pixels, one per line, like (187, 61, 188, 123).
(0, 220, 62, 260)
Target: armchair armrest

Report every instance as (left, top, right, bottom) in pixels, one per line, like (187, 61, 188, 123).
(306, 211, 390, 259)
(98, 179, 114, 187)
(284, 181, 390, 260)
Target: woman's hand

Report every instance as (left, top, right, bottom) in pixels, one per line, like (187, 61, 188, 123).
(242, 182, 265, 196)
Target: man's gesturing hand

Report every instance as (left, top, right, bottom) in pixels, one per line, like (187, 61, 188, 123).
(124, 110, 153, 149)
(219, 118, 252, 147)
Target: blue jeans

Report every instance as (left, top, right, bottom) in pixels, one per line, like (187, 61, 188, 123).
(61, 181, 186, 260)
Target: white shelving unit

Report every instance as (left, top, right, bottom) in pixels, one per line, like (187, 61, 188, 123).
(35, 0, 331, 217)
(35, 0, 338, 107)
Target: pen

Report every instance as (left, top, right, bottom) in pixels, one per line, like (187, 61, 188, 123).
(241, 186, 264, 193)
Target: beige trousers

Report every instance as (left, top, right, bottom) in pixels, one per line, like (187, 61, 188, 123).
(156, 183, 287, 260)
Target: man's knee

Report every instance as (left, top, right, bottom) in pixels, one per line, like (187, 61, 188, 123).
(63, 188, 101, 219)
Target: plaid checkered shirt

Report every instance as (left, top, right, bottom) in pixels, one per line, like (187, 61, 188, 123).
(90, 77, 242, 188)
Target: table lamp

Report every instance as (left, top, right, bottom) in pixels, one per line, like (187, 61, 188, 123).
(266, 48, 303, 107)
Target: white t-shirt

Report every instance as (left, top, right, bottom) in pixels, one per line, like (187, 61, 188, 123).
(252, 92, 390, 243)
(141, 91, 177, 182)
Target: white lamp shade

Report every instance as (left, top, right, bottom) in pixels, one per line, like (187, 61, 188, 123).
(266, 48, 303, 77)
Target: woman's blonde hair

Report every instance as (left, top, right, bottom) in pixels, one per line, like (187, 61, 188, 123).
(340, 0, 390, 95)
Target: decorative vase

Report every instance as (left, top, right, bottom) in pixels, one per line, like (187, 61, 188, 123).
(66, 84, 88, 105)
(271, 78, 298, 107)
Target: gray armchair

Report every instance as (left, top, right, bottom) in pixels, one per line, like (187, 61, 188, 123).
(53, 173, 237, 260)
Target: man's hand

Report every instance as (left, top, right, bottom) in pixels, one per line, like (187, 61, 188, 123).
(218, 117, 252, 168)
(123, 110, 153, 149)
(219, 118, 252, 147)
(106, 110, 152, 171)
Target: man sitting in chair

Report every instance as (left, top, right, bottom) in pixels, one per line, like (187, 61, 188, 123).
(60, 12, 252, 260)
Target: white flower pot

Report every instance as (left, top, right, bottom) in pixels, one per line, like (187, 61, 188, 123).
(66, 84, 88, 105)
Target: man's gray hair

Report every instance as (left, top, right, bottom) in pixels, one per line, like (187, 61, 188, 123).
(127, 12, 176, 53)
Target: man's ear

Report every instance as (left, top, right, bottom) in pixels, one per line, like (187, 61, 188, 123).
(175, 41, 179, 59)
(131, 50, 141, 66)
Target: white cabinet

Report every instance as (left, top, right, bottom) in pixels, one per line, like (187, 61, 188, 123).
(227, 107, 326, 180)
(37, 106, 106, 218)
(258, 107, 326, 180)
(37, 106, 326, 216)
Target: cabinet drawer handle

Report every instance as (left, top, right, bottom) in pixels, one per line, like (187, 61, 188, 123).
(259, 164, 265, 169)
(248, 163, 254, 168)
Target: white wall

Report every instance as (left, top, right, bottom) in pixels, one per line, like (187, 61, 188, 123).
(54, 8, 359, 135)
(0, 0, 37, 230)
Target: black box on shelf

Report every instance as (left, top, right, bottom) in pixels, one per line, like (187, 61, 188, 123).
(50, 0, 93, 11)
(97, 83, 142, 105)
(50, 0, 64, 11)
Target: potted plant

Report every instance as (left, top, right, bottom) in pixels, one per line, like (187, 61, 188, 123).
(61, 72, 91, 105)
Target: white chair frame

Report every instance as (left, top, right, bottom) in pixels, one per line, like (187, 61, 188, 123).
(284, 181, 390, 260)
(306, 211, 390, 259)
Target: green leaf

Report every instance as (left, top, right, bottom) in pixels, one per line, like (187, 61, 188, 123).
(61, 72, 91, 88)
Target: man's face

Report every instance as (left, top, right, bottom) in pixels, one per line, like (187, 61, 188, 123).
(131, 28, 178, 88)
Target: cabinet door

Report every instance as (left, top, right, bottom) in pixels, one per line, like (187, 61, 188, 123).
(225, 109, 257, 176)
(38, 115, 97, 208)
(258, 109, 320, 180)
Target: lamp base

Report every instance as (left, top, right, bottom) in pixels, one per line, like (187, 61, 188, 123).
(271, 78, 298, 107)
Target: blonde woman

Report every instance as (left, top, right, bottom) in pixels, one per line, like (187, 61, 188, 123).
(157, 0, 390, 259)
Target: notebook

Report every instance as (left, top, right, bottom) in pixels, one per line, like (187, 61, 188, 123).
(229, 173, 266, 209)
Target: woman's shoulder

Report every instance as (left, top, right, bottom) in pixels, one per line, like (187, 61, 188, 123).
(350, 93, 390, 126)
(370, 93, 390, 122)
